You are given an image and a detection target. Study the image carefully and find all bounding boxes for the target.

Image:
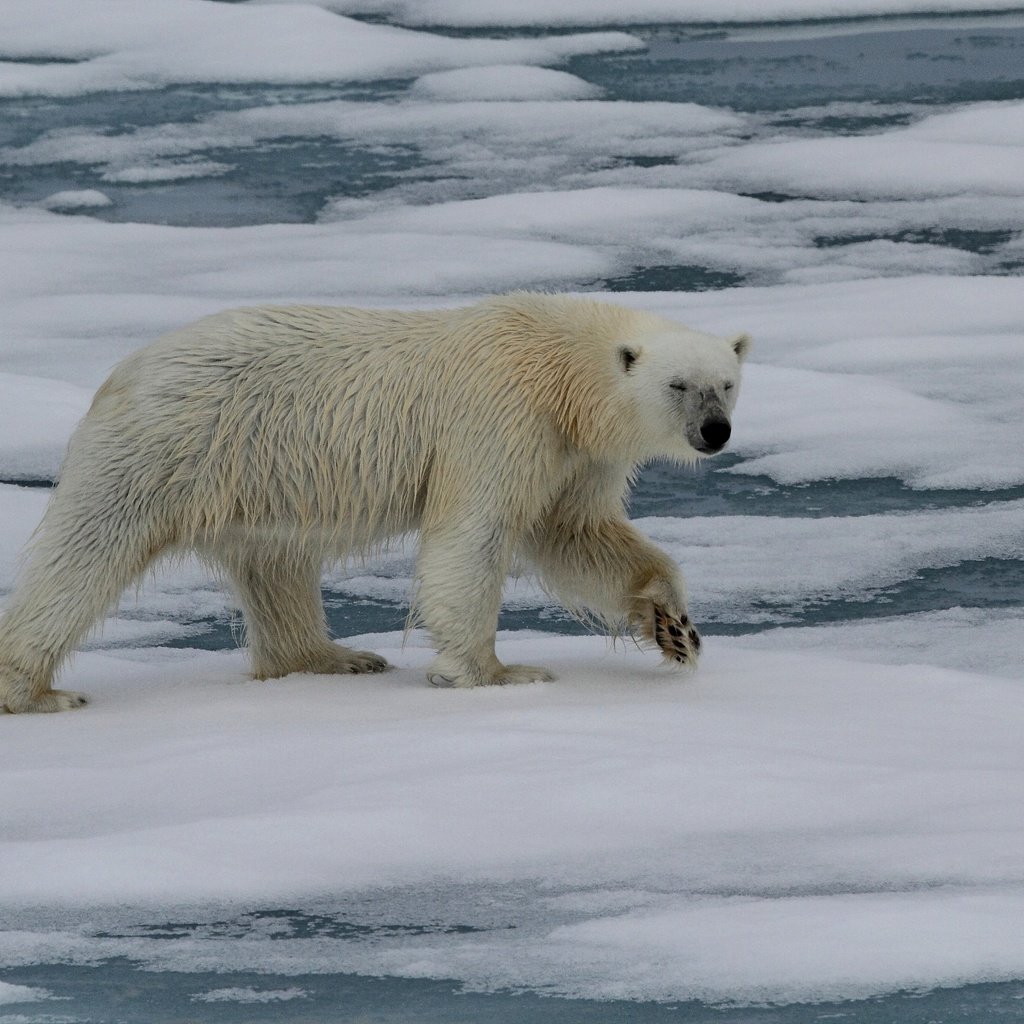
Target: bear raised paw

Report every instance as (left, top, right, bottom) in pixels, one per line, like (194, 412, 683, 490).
(629, 579, 703, 667)
(0, 294, 750, 712)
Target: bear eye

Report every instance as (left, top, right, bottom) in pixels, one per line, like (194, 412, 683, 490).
(723, 382, 734, 392)
(618, 347, 637, 373)
(670, 380, 687, 393)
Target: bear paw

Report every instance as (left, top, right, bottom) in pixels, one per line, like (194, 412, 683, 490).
(306, 645, 389, 675)
(327, 648, 389, 674)
(652, 605, 701, 667)
(490, 663, 556, 686)
(630, 593, 701, 668)
(3, 688, 90, 714)
(254, 644, 389, 679)
(426, 655, 555, 688)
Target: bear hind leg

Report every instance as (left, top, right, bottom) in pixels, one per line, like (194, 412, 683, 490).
(1, 486, 170, 713)
(220, 545, 388, 680)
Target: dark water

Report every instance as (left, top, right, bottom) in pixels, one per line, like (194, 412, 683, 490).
(5, 960, 1024, 1023)
(0, 80, 423, 226)
(568, 20, 1024, 112)
(629, 457, 1024, 519)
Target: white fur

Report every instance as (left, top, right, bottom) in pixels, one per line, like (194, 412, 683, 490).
(0, 293, 750, 712)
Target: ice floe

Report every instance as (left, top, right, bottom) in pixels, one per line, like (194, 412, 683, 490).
(1, 0, 640, 96)
(1, 636, 1023, 1006)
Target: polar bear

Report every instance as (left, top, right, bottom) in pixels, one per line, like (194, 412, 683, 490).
(0, 294, 750, 713)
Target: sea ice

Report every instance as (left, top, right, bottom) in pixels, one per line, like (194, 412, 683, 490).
(1, 0, 641, 96)
(305, 0, 1024, 26)
(0, 374, 92, 480)
(732, 607, 1024, 679)
(0, 980, 53, 1005)
(100, 162, 233, 184)
(39, 189, 112, 211)
(192, 987, 309, 1003)
(1, 637, 1022, 1005)
(410, 65, 602, 101)
(682, 122, 1024, 200)
(1, 1, 1023, 1009)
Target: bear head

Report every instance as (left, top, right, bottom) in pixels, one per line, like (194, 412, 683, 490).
(615, 325, 752, 462)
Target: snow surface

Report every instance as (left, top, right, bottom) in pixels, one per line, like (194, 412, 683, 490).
(0, 0, 640, 96)
(0, 374, 92, 480)
(39, 189, 112, 211)
(0, 981, 53, 1006)
(1, 637, 1023, 1005)
(410, 65, 603, 102)
(192, 987, 309, 1003)
(1, 0, 1023, 1011)
(733, 607, 1024, 680)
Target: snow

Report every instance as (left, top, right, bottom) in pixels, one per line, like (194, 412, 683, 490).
(0, 374, 91, 480)
(39, 189, 112, 211)
(410, 65, 603, 101)
(192, 987, 309, 1003)
(0, 981, 53, 1006)
(733, 607, 1024, 680)
(1, 638, 1022, 1006)
(1, 0, 1023, 1011)
(683, 128, 1024, 201)
(0, 0, 640, 96)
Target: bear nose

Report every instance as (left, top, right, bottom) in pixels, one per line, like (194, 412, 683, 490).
(700, 418, 731, 451)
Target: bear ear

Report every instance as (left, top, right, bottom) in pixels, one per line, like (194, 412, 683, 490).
(730, 332, 753, 362)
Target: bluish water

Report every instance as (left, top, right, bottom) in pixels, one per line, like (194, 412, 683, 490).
(2, 11, 1023, 1023)
(5, 959, 1024, 1023)
(568, 19, 1024, 112)
(4, 898, 1024, 1022)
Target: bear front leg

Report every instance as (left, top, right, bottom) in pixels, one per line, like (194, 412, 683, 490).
(530, 517, 701, 668)
(416, 519, 555, 688)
